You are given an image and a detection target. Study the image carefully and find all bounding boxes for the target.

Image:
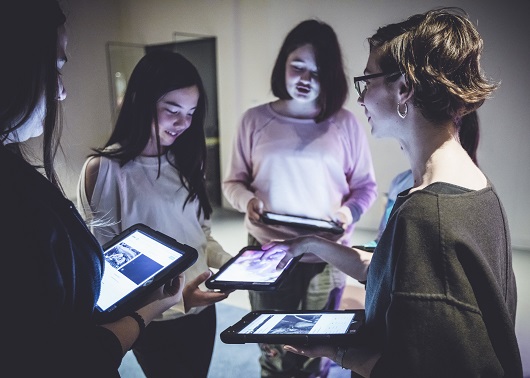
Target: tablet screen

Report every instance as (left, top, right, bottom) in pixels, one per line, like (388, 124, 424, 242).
(239, 312, 359, 335)
(96, 229, 184, 312)
(211, 248, 292, 284)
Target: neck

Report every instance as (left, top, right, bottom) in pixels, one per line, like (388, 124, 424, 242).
(400, 119, 459, 188)
(141, 140, 167, 157)
(272, 99, 320, 119)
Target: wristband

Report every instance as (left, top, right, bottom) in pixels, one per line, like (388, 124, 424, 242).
(128, 311, 146, 348)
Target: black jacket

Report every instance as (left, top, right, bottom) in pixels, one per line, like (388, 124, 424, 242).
(0, 146, 123, 377)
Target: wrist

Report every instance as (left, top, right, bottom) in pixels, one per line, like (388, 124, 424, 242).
(128, 311, 146, 349)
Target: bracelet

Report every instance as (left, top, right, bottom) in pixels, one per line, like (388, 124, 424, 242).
(336, 346, 347, 369)
(128, 311, 146, 342)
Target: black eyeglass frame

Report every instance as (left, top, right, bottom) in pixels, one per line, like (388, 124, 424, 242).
(353, 71, 401, 96)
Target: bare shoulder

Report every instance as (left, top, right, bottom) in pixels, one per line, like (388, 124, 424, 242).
(84, 156, 101, 202)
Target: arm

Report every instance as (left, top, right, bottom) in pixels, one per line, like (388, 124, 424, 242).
(221, 111, 257, 213)
(262, 235, 371, 282)
(76, 155, 100, 222)
(84, 156, 100, 203)
(178, 218, 232, 312)
(100, 274, 184, 353)
(340, 114, 378, 224)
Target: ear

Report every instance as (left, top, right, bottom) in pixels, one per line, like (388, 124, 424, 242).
(397, 75, 414, 104)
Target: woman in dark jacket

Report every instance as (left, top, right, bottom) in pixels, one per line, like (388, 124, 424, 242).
(0, 1, 183, 377)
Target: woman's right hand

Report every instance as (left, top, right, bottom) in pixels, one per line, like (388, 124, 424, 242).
(182, 271, 231, 312)
(260, 236, 314, 269)
(247, 197, 264, 222)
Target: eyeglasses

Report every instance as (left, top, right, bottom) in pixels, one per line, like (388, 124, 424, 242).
(353, 71, 401, 97)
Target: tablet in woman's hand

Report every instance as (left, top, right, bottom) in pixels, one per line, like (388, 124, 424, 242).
(205, 246, 302, 291)
(220, 309, 365, 345)
(94, 223, 198, 323)
(261, 212, 344, 235)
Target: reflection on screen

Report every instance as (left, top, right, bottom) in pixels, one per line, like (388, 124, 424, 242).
(96, 230, 183, 311)
(240, 313, 357, 335)
(213, 249, 292, 283)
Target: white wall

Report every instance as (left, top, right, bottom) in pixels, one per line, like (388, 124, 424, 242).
(60, 0, 530, 250)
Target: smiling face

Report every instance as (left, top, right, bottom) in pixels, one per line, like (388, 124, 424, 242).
(357, 50, 401, 139)
(284, 44, 320, 104)
(142, 85, 199, 156)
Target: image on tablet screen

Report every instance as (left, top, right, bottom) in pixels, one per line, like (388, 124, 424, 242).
(240, 313, 358, 335)
(215, 249, 292, 283)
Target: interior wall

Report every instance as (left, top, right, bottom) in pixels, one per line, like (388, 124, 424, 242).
(59, 0, 530, 250)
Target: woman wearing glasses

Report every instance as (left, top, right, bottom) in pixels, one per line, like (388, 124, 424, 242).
(222, 19, 377, 377)
(261, 8, 522, 377)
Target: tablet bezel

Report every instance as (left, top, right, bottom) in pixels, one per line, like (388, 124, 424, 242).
(205, 246, 302, 291)
(220, 309, 365, 346)
(94, 223, 198, 323)
(260, 211, 344, 235)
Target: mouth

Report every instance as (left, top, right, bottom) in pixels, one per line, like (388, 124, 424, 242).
(296, 85, 311, 94)
(165, 130, 179, 137)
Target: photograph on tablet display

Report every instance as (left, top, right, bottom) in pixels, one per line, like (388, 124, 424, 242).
(94, 224, 198, 323)
(213, 248, 286, 283)
(205, 246, 302, 291)
(220, 309, 365, 345)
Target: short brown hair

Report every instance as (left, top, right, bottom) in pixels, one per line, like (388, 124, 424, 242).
(368, 7, 498, 123)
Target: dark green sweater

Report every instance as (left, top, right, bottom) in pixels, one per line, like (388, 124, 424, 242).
(364, 182, 522, 377)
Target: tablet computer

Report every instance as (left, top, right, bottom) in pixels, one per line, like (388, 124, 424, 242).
(261, 212, 344, 235)
(352, 245, 376, 252)
(220, 309, 365, 346)
(205, 246, 302, 291)
(94, 223, 198, 323)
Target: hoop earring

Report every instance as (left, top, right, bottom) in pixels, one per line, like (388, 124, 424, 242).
(397, 102, 408, 119)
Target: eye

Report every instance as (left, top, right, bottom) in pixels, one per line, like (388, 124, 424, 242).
(166, 108, 179, 115)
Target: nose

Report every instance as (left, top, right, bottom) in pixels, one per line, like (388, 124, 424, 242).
(300, 69, 311, 82)
(357, 92, 365, 106)
(57, 76, 67, 101)
(174, 114, 192, 129)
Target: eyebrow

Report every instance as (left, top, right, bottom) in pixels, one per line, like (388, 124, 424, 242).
(162, 100, 196, 110)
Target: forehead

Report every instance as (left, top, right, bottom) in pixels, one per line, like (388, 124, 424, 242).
(364, 50, 381, 74)
(287, 43, 316, 63)
(158, 85, 199, 105)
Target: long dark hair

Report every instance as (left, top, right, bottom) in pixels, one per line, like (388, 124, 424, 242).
(0, 0, 66, 189)
(91, 50, 212, 218)
(270, 19, 348, 123)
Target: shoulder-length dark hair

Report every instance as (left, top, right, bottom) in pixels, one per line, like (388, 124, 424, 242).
(0, 0, 66, 189)
(270, 19, 348, 123)
(92, 50, 212, 218)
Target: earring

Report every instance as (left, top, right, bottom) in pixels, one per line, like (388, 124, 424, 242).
(397, 102, 408, 119)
